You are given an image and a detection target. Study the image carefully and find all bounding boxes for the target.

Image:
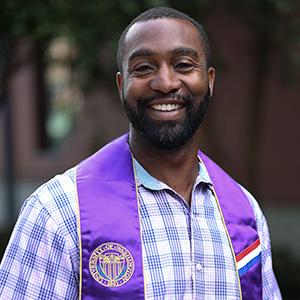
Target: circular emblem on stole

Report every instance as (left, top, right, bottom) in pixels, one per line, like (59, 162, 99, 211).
(89, 242, 135, 287)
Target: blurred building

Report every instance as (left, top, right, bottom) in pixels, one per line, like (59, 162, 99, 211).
(0, 7, 299, 282)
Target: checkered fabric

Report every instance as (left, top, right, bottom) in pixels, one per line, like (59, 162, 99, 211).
(0, 160, 281, 299)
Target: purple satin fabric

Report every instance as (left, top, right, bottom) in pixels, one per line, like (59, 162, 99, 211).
(76, 135, 144, 299)
(240, 262, 262, 299)
(199, 151, 262, 300)
(76, 133, 262, 299)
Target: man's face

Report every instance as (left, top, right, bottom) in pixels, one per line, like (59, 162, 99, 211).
(117, 18, 215, 149)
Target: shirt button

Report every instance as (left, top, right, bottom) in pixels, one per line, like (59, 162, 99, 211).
(196, 263, 202, 271)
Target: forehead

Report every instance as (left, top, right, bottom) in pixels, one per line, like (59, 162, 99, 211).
(124, 18, 204, 60)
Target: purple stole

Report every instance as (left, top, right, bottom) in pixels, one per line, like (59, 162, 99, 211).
(76, 134, 262, 299)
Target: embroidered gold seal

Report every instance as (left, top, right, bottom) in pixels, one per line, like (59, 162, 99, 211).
(89, 242, 135, 287)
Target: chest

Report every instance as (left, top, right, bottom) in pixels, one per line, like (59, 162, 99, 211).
(138, 186, 240, 299)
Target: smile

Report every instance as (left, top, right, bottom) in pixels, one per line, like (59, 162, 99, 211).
(151, 104, 183, 112)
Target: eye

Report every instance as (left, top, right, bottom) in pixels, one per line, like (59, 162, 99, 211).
(174, 61, 196, 72)
(132, 64, 154, 76)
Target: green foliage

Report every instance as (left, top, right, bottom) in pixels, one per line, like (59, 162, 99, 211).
(0, 0, 209, 87)
(0, 0, 299, 87)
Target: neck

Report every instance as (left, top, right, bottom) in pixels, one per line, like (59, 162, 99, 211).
(129, 128, 201, 205)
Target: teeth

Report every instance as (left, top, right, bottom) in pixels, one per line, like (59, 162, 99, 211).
(152, 104, 181, 111)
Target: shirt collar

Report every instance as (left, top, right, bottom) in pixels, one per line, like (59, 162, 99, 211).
(133, 158, 213, 191)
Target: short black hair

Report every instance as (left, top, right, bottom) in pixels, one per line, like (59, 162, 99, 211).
(117, 6, 212, 73)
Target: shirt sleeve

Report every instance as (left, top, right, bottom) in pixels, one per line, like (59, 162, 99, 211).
(240, 186, 282, 300)
(0, 191, 78, 299)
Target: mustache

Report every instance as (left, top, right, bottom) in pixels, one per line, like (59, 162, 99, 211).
(137, 93, 194, 107)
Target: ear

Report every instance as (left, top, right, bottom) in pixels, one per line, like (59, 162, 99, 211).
(207, 67, 216, 97)
(116, 72, 123, 100)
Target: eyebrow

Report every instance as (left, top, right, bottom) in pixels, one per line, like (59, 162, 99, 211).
(128, 47, 199, 62)
(171, 47, 199, 59)
(128, 49, 158, 62)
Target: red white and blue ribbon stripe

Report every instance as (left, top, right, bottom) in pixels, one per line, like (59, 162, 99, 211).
(236, 239, 262, 276)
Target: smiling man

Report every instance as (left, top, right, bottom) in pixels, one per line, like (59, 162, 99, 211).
(0, 7, 281, 300)
(117, 17, 215, 205)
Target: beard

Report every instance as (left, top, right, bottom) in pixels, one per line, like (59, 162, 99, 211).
(122, 89, 211, 150)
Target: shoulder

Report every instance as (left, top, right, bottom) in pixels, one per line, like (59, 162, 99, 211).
(239, 186, 282, 298)
(29, 167, 77, 215)
(23, 167, 77, 220)
(238, 185, 265, 225)
(19, 166, 78, 252)
(0, 167, 80, 298)
(238, 184, 270, 249)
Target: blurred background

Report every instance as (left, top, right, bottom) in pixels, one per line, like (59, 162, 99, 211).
(0, 0, 299, 298)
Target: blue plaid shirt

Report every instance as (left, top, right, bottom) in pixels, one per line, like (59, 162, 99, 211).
(0, 159, 281, 299)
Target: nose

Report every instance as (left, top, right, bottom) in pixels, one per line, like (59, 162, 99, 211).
(149, 64, 182, 94)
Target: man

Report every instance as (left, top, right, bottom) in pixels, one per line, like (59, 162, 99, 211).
(0, 7, 281, 299)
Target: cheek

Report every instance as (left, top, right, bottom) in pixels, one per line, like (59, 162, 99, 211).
(187, 76, 208, 97)
(123, 78, 148, 102)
